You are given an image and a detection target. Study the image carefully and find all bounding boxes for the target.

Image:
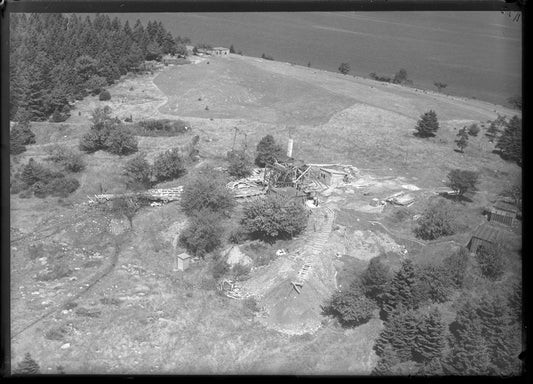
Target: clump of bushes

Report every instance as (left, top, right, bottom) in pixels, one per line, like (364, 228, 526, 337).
(179, 209, 226, 257)
(152, 148, 187, 183)
(123, 153, 152, 190)
(16, 158, 80, 198)
(99, 90, 111, 101)
(10, 121, 36, 154)
(50, 107, 70, 122)
(45, 145, 85, 172)
(241, 194, 308, 242)
(369, 68, 412, 85)
(414, 199, 456, 240)
(227, 149, 253, 178)
(79, 106, 138, 155)
(134, 119, 190, 136)
(475, 244, 506, 281)
(323, 282, 377, 327)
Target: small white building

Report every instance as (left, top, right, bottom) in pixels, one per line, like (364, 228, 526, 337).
(175, 252, 192, 271)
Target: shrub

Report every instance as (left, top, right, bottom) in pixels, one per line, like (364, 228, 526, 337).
(414, 110, 439, 138)
(50, 108, 68, 122)
(324, 283, 377, 327)
(467, 124, 480, 137)
(48, 177, 80, 197)
(495, 115, 522, 166)
(212, 258, 229, 279)
(13, 353, 40, 375)
(136, 119, 190, 136)
(123, 153, 152, 190)
(10, 137, 27, 155)
(392, 69, 410, 85)
(46, 145, 85, 172)
(152, 148, 186, 183)
(11, 121, 36, 145)
(475, 244, 506, 281)
(179, 209, 226, 257)
(361, 256, 391, 305)
(79, 130, 104, 153)
(446, 169, 479, 199)
(442, 247, 469, 288)
(434, 82, 447, 92)
(338, 62, 350, 75)
(99, 90, 111, 101)
(414, 199, 456, 240)
(455, 127, 469, 153)
(21, 159, 55, 186)
(254, 135, 284, 167)
(241, 194, 308, 242)
(231, 263, 251, 281)
(227, 149, 253, 178)
(180, 167, 235, 216)
(104, 127, 138, 155)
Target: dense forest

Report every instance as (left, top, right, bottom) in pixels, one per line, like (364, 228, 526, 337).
(9, 13, 190, 121)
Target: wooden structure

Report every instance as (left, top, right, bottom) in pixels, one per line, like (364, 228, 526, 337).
(212, 47, 230, 55)
(175, 253, 192, 271)
(468, 224, 502, 253)
(318, 168, 348, 187)
(488, 201, 518, 226)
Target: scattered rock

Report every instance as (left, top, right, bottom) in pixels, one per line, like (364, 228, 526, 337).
(60, 343, 70, 349)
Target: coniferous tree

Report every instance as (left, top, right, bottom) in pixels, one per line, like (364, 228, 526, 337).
(13, 353, 40, 375)
(495, 115, 522, 166)
(414, 110, 439, 138)
(446, 300, 492, 375)
(361, 256, 391, 306)
(414, 308, 447, 363)
(382, 259, 423, 317)
(455, 127, 469, 153)
(254, 135, 284, 167)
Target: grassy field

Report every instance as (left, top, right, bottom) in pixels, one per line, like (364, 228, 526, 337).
(10, 54, 521, 374)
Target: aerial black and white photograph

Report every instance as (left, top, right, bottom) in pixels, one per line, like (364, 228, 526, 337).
(6, 3, 523, 376)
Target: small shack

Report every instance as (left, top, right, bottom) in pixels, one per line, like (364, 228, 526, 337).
(175, 252, 192, 271)
(488, 201, 518, 226)
(467, 224, 503, 254)
(213, 47, 230, 55)
(318, 168, 348, 187)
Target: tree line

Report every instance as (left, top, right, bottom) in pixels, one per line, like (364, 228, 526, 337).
(9, 13, 188, 121)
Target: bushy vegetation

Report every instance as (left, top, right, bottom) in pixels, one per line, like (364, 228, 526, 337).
(434, 82, 447, 92)
(467, 123, 480, 137)
(180, 209, 226, 257)
(369, 69, 412, 85)
(152, 149, 186, 183)
(16, 158, 80, 198)
(227, 149, 254, 178)
(180, 167, 235, 216)
(495, 115, 522, 166)
(123, 153, 152, 190)
(446, 169, 479, 199)
(10, 121, 36, 154)
(414, 199, 456, 240)
(79, 107, 138, 155)
(46, 145, 86, 172)
(12, 353, 40, 375)
(241, 194, 308, 242)
(338, 62, 350, 75)
(98, 90, 111, 101)
(254, 134, 284, 167)
(475, 244, 506, 281)
(10, 13, 184, 120)
(261, 53, 274, 60)
(414, 110, 439, 138)
(108, 196, 149, 229)
(50, 107, 70, 122)
(133, 119, 191, 136)
(455, 127, 469, 153)
(324, 282, 377, 327)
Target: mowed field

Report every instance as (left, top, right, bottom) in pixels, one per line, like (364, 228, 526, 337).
(10, 54, 521, 374)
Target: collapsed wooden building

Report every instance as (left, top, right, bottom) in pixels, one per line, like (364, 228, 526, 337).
(467, 223, 503, 253)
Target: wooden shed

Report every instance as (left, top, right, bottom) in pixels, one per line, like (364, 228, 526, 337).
(318, 168, 348, 187)
(468, 224, 502, 254)
(488, 201, 517, 226)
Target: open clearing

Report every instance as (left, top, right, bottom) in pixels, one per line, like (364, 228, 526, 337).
(10, 54, 521, 374)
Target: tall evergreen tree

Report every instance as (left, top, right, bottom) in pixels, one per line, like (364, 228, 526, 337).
(414, 110, 440, 138)
(382, 259, 423, 317)
(495, 116, 522, 166)
(414, 308, 447, 363)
